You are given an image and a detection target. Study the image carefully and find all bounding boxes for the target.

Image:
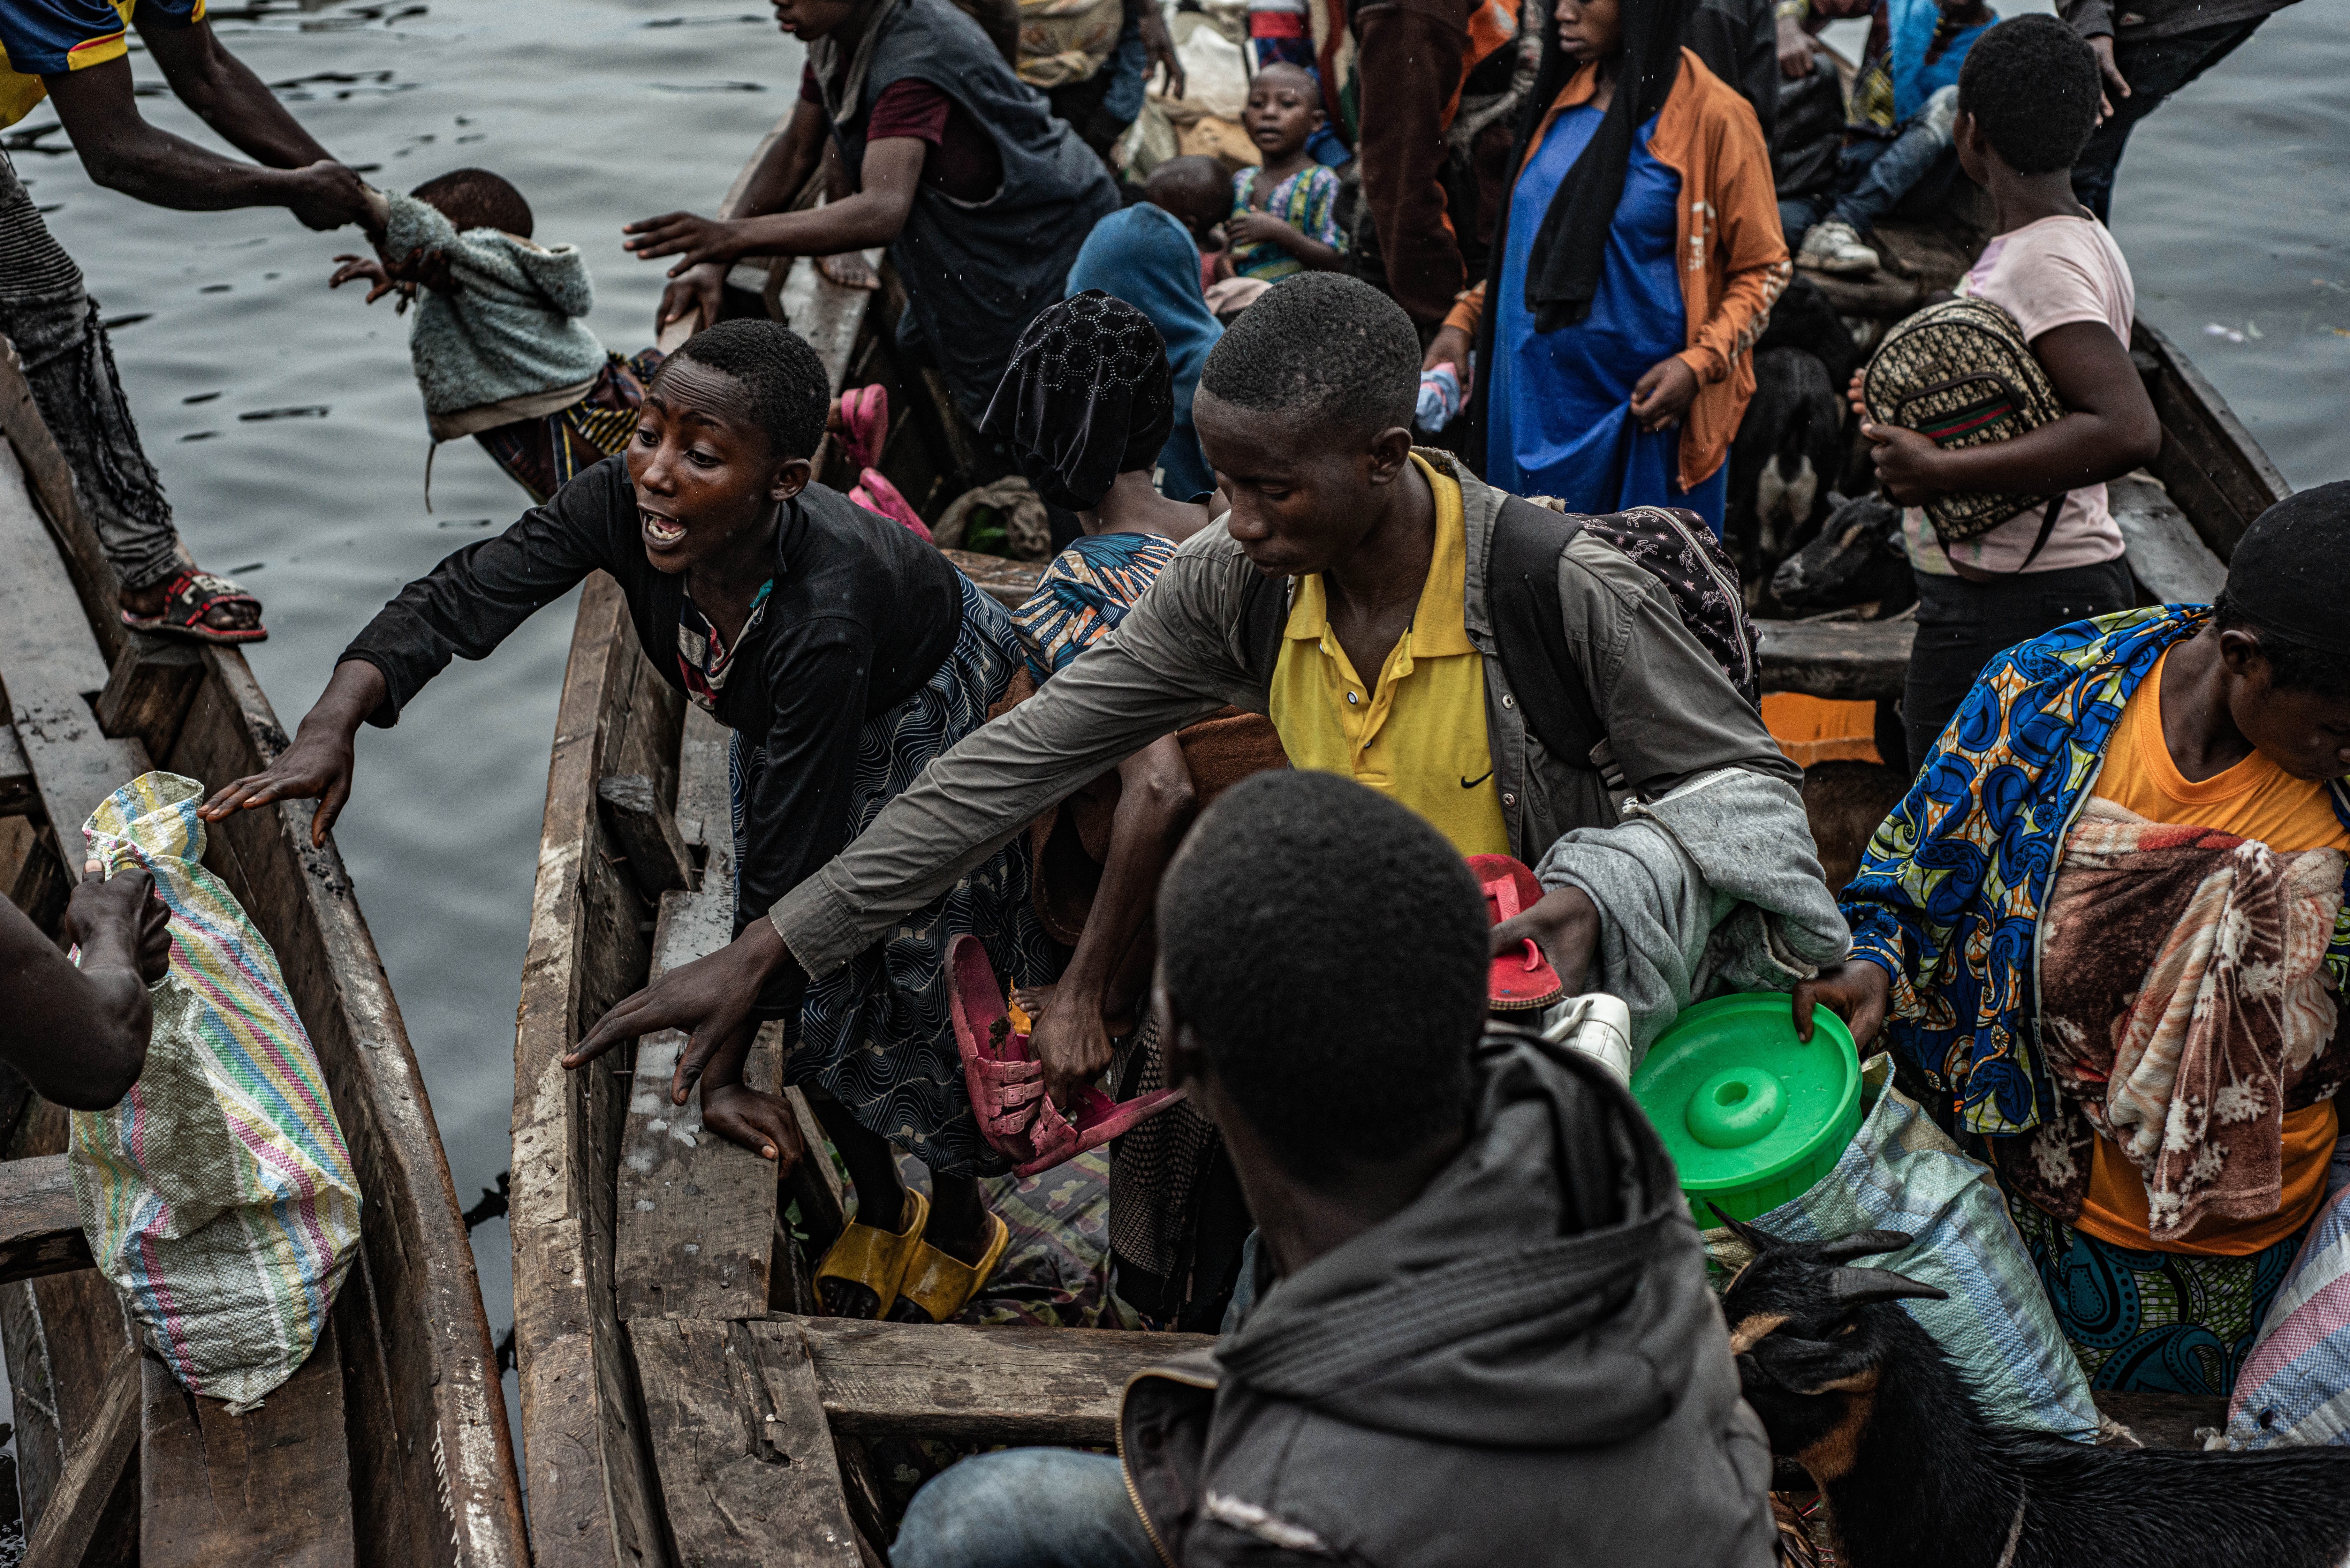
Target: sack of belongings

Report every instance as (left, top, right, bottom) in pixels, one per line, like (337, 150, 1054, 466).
(70, 772, 364, 1413)
(1703, 1056, 2099, 1438)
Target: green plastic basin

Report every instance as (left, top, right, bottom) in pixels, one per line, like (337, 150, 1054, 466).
(1631, 993, 1861, 1229)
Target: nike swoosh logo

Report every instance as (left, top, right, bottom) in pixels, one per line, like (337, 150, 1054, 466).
(1461, 771, 1494, 789)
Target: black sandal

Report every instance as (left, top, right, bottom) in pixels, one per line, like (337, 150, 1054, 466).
(120, 570, 267, 645)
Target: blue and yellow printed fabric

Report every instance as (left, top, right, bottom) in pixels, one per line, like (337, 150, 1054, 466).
(1844, 603, 2350, 1137)
(1, 0, 204, 130)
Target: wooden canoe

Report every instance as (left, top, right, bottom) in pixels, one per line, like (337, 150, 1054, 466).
(505, 119, 2267, 1564)
(0, 341, 527, 1563)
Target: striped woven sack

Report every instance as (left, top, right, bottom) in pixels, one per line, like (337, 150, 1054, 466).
(70, 772, 363, 1413)
(1704, 1056, 2100, 1439)
(1861, 295, 2069, 557)
(2224, 1168, 2350, 1448)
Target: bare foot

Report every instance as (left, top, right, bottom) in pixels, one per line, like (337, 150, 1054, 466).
(818, 252, 878, 290)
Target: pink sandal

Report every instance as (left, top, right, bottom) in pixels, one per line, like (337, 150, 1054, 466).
(1470, 855, 1564, 1013)
(837, 385, 931, 539)
(119, 569, 267, 646)
(948, 934, 1183, 1177)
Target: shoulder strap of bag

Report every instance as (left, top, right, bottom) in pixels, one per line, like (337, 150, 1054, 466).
(1487, 494, 1606, 770)
(1239, 567, 1290, 686)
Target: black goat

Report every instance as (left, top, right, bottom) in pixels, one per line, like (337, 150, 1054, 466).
(1770, 493, 1914, 616)
(1718, 1215, 2350, 1568)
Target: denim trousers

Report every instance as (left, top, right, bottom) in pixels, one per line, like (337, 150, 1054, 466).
(891, 1449, 1162, 1568)
(1779, 84, 1960, 241)
(2070, 17, 2270, 222)
(0, 151, 182, 592)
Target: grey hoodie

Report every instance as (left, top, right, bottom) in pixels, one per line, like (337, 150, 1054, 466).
(1118, 1035, 1779, 1568)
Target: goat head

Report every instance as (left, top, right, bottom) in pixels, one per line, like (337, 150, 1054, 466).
(1715, 1213, 1946, 1476)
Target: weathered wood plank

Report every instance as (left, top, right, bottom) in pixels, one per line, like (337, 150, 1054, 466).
(0, 717, 34, 817)
(616, 703, 781, 1323)
(1756, 617, 1914, 703)
(782, 1085, 847, 1263)
(627, 1316, 861, 1568)
(510, 573, 668, 1568)
(0, 1151, 90, 1284)
(94, 632, 207, 765)
(939, 548, 1044, 610)
(599, 772, 694, 898)
(140, 1318, 358, 1567)
(2111, 472, 2225, 605)
(743, 1320, 865, 1563)
(20, 1349, 140, 1568)
(776, 254, 874, 395)
(2134, 318, 2290, 562)
(0, 337, 125, 664)
(2094, 1390, 2227, 1451)
(792, 1316, 1216, 1446)
(0, 437, 150, 853)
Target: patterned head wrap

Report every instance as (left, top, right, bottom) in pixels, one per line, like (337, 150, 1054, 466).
(981, 292, 1175, 511)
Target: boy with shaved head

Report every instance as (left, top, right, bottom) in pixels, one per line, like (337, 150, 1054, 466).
(573, 273, 1848, 1121)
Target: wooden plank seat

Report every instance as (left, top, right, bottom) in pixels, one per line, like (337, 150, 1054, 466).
(1755, 616, 1915, 703)
(0, 1153, 89, 1284)
(0, 719, 33, 818)
(2111, 471, 2226, 605)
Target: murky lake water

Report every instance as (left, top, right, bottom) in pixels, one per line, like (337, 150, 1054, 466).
(8, 0, 2344, 1476)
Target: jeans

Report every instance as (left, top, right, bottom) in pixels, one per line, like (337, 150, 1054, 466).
(1779, 84, 1960, 242)
(1900, 556, 2134, 773)
(892, 1449, 1162, 1568)
(2071, 18, 2270, 222)
(0, 150, 182, 592)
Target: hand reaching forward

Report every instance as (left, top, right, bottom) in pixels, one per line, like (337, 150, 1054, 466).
(1791, 958, 1891, 1053)
(1491, 886, 1601, 996)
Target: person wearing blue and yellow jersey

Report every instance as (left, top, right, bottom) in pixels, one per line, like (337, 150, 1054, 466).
(0, 0, 372, 642)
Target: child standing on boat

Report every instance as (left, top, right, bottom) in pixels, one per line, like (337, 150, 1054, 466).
(201, 319, 1058, 1325)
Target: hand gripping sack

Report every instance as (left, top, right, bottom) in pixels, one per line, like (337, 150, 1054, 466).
(1703, 1057, 2099, 1439)
(1861, 295, 2069, 561)
(72, 773, 363, 1413)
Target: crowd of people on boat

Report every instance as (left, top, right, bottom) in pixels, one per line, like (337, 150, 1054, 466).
(3, 0, 2347, 1558)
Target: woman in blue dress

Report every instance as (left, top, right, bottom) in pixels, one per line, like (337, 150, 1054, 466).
(1423, 0, 1790, 536)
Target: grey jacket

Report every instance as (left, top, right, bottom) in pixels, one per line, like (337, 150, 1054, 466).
(770, 450, 1809, 979)
(1118, 1034, 1780, 1568)
(2060, 0, 2296, 41)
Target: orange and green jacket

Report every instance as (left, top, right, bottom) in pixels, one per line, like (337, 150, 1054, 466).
(1447, 49, 1792, 493)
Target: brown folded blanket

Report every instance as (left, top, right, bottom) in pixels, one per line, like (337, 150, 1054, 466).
(1999, 797, 2346, 1240)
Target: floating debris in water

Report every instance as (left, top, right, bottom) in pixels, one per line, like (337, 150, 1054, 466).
(644, 13, 767, 25)
(2204, 323, 2246, 344)
(200, 283, 233, 294)
(100, 313, 152, 330)
(649, 80, 768, 93)
(2246, 320, 2264, 340)
(227, 562, 265, 575)
(239, 405, 330, 421)
(438, 518, 494, 529)
(183, 391, 222, 404)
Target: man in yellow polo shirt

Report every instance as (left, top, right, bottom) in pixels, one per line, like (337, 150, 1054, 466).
(1, 0, 369, 643)
(1270, 452, 1509, 857)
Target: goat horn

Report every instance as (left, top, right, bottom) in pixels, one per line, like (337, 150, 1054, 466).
(1828, 1265, 1948, 1308)
(1814, 1231, 1915, 1266)
(1706, 1204, 1785, 1254)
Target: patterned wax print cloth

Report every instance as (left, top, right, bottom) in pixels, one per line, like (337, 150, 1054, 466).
(731, 573, 1063, 1176)
(472, 348, 663, 505)
(2004, 1187, 2304, 1397)
(1226, 163, 1346, 282)
(1011, 530, 1179, 685)
(70, 773, 364, 1412)
(1840, 603, 2350, 1138)
(2002, 797, 2346, 1242)
(678, 578, 774, 716)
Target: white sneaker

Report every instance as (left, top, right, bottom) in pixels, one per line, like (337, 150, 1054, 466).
(1798, 220, 1880, 277)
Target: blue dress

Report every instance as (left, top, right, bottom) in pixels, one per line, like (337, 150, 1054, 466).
(1488, 107, 1730, 533)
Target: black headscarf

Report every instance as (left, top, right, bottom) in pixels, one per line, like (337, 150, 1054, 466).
(1511, 0, 1700, 335)
(981, 292, 1175, 512)
(2227, 481, 2350, 654)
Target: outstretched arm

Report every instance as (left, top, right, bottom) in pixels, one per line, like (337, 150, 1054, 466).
(1, 865, 172, 1110)
(135, 9, 332, 169)
(43, 36, 368, 228)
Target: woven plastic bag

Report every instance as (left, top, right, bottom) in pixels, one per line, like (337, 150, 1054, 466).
(1703, 1056, 2099, 1439)
(70, 772, 363, 1412)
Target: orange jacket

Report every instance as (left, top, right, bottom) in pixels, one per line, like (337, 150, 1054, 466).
(1447, 49, 1793, 492)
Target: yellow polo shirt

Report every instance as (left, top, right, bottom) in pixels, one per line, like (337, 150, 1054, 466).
(1267, 455, 1509, 857)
